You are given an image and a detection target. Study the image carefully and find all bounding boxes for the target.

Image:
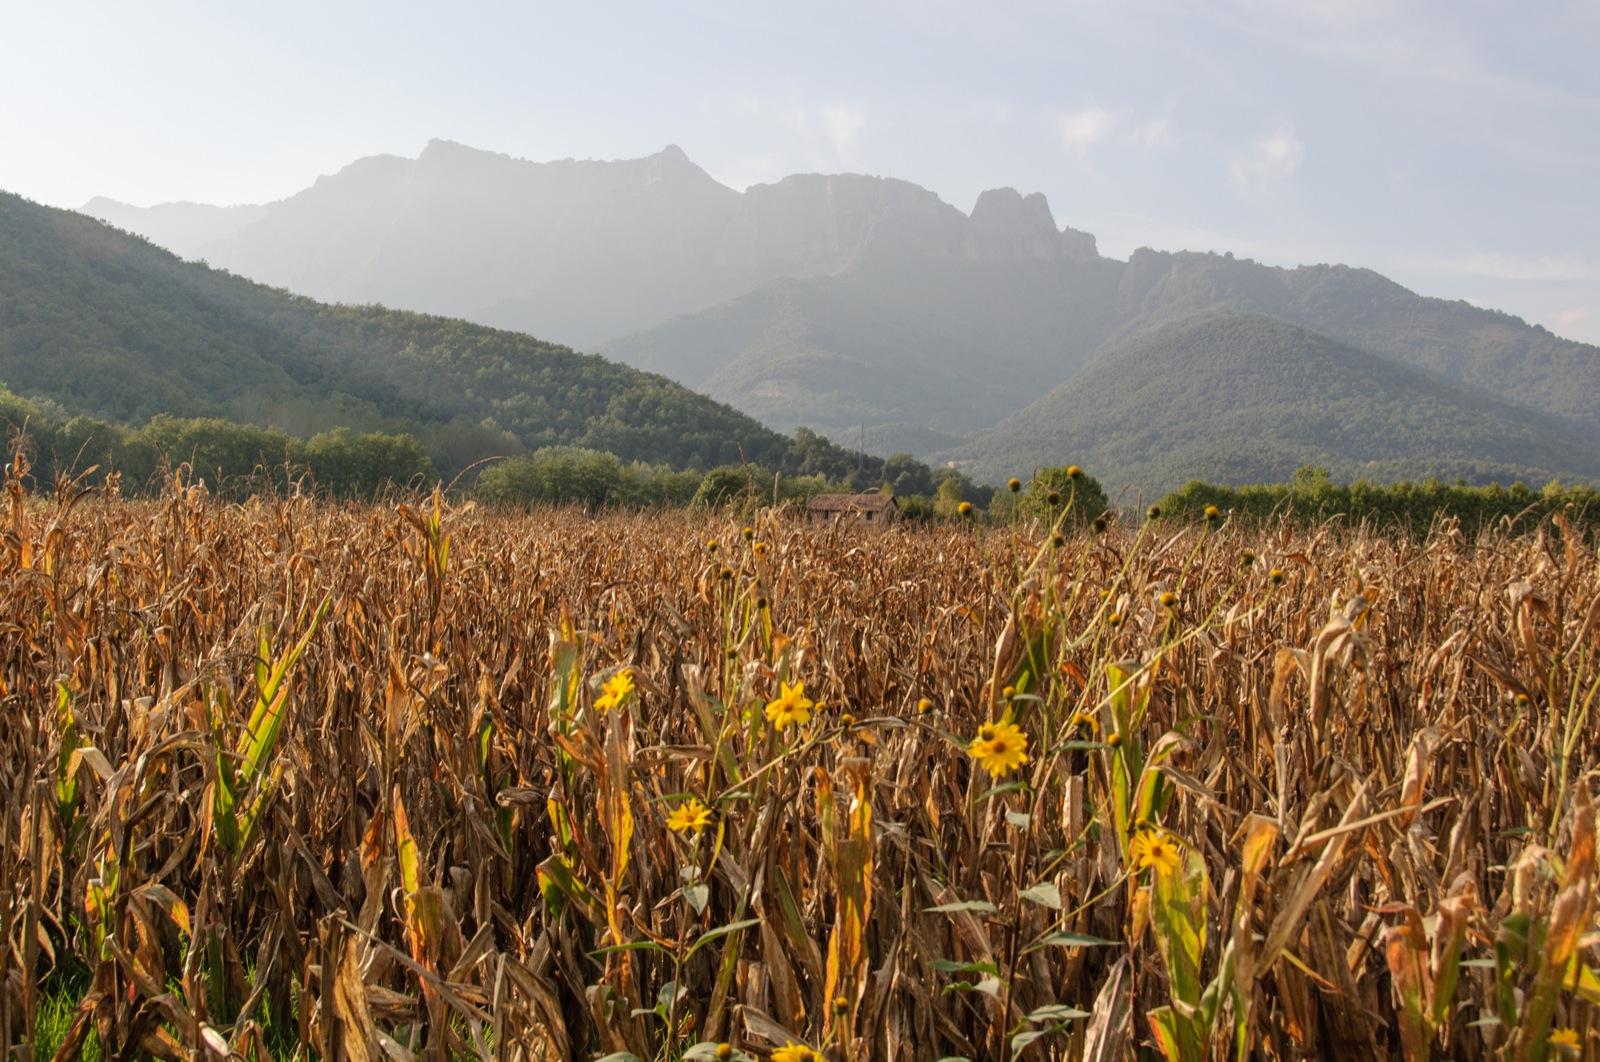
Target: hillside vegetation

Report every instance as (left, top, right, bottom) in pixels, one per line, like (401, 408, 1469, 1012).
(952, 312, 1600, 496)
(0, 190, 879, 483)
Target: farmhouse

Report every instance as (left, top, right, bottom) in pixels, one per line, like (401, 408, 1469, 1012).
(806, 492, 898, 524)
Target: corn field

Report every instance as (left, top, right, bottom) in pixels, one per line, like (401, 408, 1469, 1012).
(2, 463, 1598, 1060)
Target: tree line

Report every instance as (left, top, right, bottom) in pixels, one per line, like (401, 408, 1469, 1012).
(1157, 466, 1600, 533)
(1, 382, 1004, 512)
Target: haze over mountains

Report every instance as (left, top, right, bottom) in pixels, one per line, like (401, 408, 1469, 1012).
(84, 141, 1600, 494)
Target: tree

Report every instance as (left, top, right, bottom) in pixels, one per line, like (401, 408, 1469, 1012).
(302, 428, 434, 497)
(1015, 466, 1110, 525)
(881, 452, 934, 497)
(477, 447, 625, 507)
(692, 465, 771, 508)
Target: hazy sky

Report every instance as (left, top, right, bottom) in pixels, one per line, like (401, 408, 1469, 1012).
(5, 0, 1598, 342)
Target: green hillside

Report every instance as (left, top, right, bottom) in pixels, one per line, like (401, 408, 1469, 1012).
(0, 190, 862, 479)
(951, 312, 1600, 497)
(1117, 250, 1600, 422)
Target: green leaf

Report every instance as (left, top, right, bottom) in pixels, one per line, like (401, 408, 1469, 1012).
(1146, 1006, 1185, 1062)
(590, 939, 674, 958)
(1023, 931, 1117, 954)
(931, 959, 999, 976)
(537, 854, 599, 916)
(687, 918, 761, 957)
(1019, 882, 1062, 910)
(1005, 810, 1032, 829)
(683, 883, 710, 915)
(1026, 1003, 1092, 1022)
(1010, 1030, 1051, 1054)
(926, 900, 999, 915)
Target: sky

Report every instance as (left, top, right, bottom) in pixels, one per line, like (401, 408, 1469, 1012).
(4, 0, 1598, 343)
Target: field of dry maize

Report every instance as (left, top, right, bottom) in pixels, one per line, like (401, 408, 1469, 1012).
(2, 469, 1599, 1060)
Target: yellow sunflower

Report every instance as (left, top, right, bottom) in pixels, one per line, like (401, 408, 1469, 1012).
(594, 669, 635, 712)
(665, 797, 713, 834)
(1550, 1028, 1581, 1053)
(967, 719, 1030, 778)
(1128, 828, 1183, 879)
(771, 1043, 823, 1062)
(765, 680, 814, 730)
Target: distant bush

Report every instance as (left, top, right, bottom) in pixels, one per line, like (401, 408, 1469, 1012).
(476, 446, 705, 508)
(988, 465, 1111, 526)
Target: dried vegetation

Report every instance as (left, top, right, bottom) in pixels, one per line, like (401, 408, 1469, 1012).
(2, 460, 1598, 1060)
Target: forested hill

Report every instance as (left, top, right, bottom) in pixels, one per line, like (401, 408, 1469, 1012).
(0, 190, 869, 479)
(953, 312, 1600, 496)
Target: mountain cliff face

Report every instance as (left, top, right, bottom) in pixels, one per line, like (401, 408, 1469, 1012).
(85, 142, 1600, 492)
(85, 142, 1108, 351)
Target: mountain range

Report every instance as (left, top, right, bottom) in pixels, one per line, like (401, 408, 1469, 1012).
(74, 141, 1600, 493)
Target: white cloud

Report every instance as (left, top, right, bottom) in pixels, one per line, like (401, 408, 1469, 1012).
(708, 152, 789, 192)
(1229, 128, 1305, 186)
(1134, 118, 1172, 148)
(1557, 307, 1592, 327)
(782, 106, 811, 137)
(758, 101, 866, 170)
(1058, 106, 1116, 150)
(1404, 251, 1600, 284)
(818, 103, 866, 166)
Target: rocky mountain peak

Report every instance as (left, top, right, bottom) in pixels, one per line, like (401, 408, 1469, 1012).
(964, 187, 1081, 263)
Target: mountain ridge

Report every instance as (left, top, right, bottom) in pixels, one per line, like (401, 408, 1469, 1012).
(79, 141, 1600, 493)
